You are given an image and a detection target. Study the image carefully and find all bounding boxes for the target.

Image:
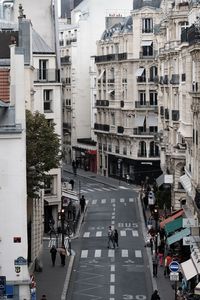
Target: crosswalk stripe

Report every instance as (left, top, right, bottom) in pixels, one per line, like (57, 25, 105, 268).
(110, 187, 117, 190)
(110, 274, 115, 283)
(83, 232, 90, 238)
(96, 231, 102, 237)
(120, 198, 125, 202)
(87, 189, 94, 192)
(135, 250, 142, 257)
(101, 199, 106, 204)
(129, 198, 134, 202)
(102, 187, 110, 191)
(94, 188, 102, 191)
(95, 250, 101, 257)
(122, 249, 128, 257)
(132, 230, 139, 237)
(108, 249, 115, 257)
(91, 199, 97, 204)
(81, 250, 88, 258)
(110, 285, 115, 295)
(81, 189, 87, 193)
(120, 230, 126, 237)
(111, 198, 115, 203)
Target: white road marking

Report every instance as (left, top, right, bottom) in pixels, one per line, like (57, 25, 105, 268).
(101, 199, 106, 204)
(111, 220, 115, 225)
(129, 198, 134, 202)
(132, 230, 139, 237)
(110, 274, 115, 283)
(111, 198, 115, 203)
(81, 250, 88, 258)
(120, 230, 126, 237)
(108, 249, 115, 257)
(83, 232, 90, 238)
(91, 199, 97, 204)
(102, 187, 110, 191)
(95, 250, 101, 257)
(80, 189, 87, 193)
(122, 249, 128, 257)
(120, 198, 125, 202)
(111, 265, 115, 272)
(112, 215, 115, 220)
(87, 188, 94, 192)
(135, 250, 142, 257)
(94, 188, 102, 191)
(96, 231, 102, 237)
(110, 285, 115, 295)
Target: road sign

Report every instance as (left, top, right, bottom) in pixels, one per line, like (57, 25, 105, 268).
(169, 261, 180, 272)
(170, 272, 179, 281)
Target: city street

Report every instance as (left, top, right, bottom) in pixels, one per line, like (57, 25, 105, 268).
(65, 173, 152, 300)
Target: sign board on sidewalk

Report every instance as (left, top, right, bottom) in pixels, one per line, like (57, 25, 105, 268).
(170, 272, 179, 281)
(183, 218, 198, 228)
(169, 261, 180, 272)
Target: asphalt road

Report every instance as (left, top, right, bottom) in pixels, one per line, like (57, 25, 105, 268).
(66, 175, 152, 300)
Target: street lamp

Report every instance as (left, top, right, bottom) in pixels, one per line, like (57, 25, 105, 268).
(153, 207, 159, 254)
(61, 208, 65, 247)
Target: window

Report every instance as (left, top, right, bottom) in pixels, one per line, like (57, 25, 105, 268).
(39, 59, 48, 80)
(108, 144, 112, 152)
(149, 66, 158, 81)
(123, 147, 127, 155)
(43, 89, 53, 112)
(111, 113, 115, 125)
(142, 18, 153, 33)
(149, 91, 157, 105)
(139, 91, 146, 105)
(149, 141, 159, 157)
(139, 141, 147, 157)
(44, 176, 54, 195)
(142, 44, 153, 56)
(115, 145, 119, 154)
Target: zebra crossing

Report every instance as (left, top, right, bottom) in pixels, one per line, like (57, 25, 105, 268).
(48, 237, 70, 249)
(83, 229, 139, 238)
(80, 249, 142, 258)
(80, 186, 118, 194)
(90, 197, 136, 205)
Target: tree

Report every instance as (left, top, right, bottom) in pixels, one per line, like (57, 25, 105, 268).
(26, 110, 61, 199)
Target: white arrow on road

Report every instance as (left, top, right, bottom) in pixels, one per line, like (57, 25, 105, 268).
(123, 295, 133, 299)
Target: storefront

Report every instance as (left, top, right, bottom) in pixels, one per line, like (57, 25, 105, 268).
(108, 154, 162, 184)
(72, 146, 97, 172)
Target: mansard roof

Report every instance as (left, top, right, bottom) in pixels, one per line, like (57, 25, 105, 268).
(101, 15, 132, 41)
(133, 0, 162, 10)
(32, 29, 54, 54)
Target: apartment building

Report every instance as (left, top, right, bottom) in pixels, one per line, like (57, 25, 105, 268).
(59, 0, 133, 172)
(94, 0, 163, 183)
(0, 1, 62, 272)
(0, 43, 30, 299)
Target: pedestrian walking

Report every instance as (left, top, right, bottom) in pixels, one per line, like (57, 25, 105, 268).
(113, 229, 119, 248)
(164, 253, 172, 277)
(50, 245, 57, 267)
(151, 289, 160, 300)
(59, 246, 66, 266)
(80, 195, 86, 213)
(69, 179, 74, 190)
(107, 225, 115, 249)
(152, 253, 159, 277)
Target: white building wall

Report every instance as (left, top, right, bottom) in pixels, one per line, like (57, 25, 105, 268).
(0, 45, 30, 299)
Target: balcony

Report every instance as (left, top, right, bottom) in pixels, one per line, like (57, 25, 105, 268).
(61, 56, 70, 64)
(138, 151, 147, 157)
(172, 110, 179, 121)
(137, 76, 146, 83)
(163, 75, 169, 85)
(94, 123, 110, 132)
(110, 125, 117, 134)
(34, 69, 60, 82)
(95, 53, 127, 63)
(133, 128, 155, 136)
(148, 76, 159, 83)
(96, 100, 109, 107)
(170, 74, 180, 85)
(135, 101, 158, 110)
(108, 79, 115, 83)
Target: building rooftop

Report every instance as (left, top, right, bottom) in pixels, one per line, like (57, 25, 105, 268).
(32, 29, 54, 54)
(133, 0, 162, 10)
(101, 15, 132, 40)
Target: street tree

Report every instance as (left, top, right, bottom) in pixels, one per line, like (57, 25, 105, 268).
(26, 110, 61, 199)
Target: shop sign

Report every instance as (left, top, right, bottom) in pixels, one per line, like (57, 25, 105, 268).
(170, 272, 179, 281)
(183, 218, 198, 228)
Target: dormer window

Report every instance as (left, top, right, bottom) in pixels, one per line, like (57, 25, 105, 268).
(142, 18, 153, 33)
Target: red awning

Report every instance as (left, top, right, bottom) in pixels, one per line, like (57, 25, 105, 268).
(160, 209, 184, 229)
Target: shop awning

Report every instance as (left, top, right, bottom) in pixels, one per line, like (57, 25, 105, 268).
(141, 40, 153, 46)
(164, 217, 183, 235)
(166, 227, 190, 245)
(181, 259, 198, 281)
(147, 114, 158, 126)
(156, 174, 173, 188)
(194, 282, 200, 295)
(62, 190, 79, 206)
(97, 69, 105, 79)
(180, 174, 192, 195)
(135, 67, 144, 77)
(160, 209, 184, 228)
(134, 115, 145, 126)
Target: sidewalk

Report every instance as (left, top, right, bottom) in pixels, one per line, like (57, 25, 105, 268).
(35, 165, 175, 300)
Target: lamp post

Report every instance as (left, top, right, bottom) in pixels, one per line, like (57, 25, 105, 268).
(61, 208, 65, 247)
(153, 207, 159, 254)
